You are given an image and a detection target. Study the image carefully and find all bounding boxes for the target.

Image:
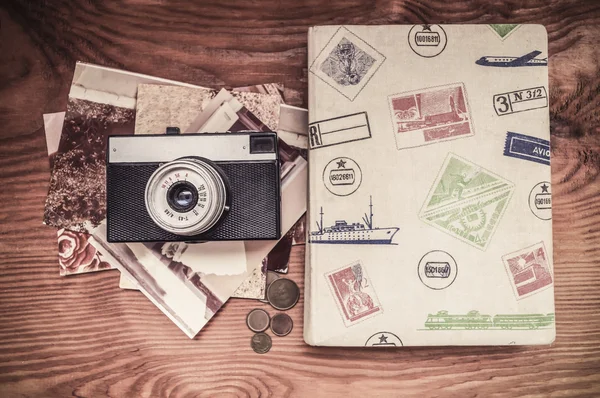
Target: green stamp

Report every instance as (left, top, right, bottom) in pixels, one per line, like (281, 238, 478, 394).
(419, 153, 514, 250)
(488, 24, 521, 40)
(424, 310, 555, 330)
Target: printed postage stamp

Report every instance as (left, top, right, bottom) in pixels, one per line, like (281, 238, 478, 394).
(419, 153, 515, 251)
(365, 332, 403, 347)
(325, 260, 382, 327)
(388, 82, 474, 150)
(493, 86, 548, 116)
(502, 241, 553, 300)
(408, 24, 448, 58)
(488, 24, 521, 41)
(310, 26, 386, 101)
(309, 111, 371, 149)
(322, 157, 362, 196)
(529, 181, 552, 220)
(417, 250, 458, 290)
(503, 132, 550, 166)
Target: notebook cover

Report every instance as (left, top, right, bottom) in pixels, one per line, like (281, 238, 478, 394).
(304, 24, 554, 347)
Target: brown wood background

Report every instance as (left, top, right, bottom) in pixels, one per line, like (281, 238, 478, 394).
(1, 0, 600, 397)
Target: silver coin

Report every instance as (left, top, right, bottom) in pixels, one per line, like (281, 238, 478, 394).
(270, 313, 293, 337)
(246, 309, 270, 333)
(251, 332, 272, 354)
(259, 271, 281, 303)
(267, 278, 300, 311)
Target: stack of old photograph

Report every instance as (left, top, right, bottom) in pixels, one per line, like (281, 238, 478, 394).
(43, 62, 308, 338)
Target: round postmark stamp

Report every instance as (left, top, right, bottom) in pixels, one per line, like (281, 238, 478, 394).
(417, 250, 458, 290)
(322, 157, 362, 196)
(529, 181, 551, 220)
(408, 24, 448, 58)
(365, 332, 403, 347)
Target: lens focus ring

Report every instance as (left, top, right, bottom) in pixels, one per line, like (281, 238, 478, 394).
(144, 158, 227, 236)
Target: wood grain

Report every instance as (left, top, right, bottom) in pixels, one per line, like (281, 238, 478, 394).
(1, 0, 600, 396)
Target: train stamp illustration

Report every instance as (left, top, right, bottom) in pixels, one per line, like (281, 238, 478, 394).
(502, 241, 553, 299)
(309, 26, 386, 101)
(529, 182, 552, 220)
(488, 24, 521, 41)
(325, 260, 382, 327)
(417, 250, 458, 290)
(408, 24, 448, 58)
(322, 157, 362, 196)
(310, 196, 399, 244)
(419, 154, 514, 251)
(388, 83, 474, 150)
(503, 132, 550, 166)
(365, 332, 403, 347)
(423, 310, 555, 330)
(493, 86, 548, 116)
(309, 112, 371, 150)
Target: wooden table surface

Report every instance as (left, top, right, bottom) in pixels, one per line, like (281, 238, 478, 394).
(1, 1, 600, 397)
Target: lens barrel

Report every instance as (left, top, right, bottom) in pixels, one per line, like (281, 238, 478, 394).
(144, 158, 228, 236)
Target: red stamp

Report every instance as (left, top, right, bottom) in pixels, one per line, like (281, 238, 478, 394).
(502, 242, 553, 299)
(388, 82, 473, 150)
(325, 260, 382, 327)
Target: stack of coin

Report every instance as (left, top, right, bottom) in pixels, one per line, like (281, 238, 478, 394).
(246, 277, 300, 354)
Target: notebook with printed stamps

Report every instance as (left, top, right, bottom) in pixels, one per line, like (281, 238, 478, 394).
(305, 24, 554, 347)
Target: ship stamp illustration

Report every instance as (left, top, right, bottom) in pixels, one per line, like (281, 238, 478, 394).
(310, 196, 399, 244)
(488, 24, 521, 41)
(309, 26, 386, 101)
(423, 310, 555, 330)
(419, 153, 515, 251)
(326, 260, 382, 327)
(476, 50, 547, 67)
(503, 132, 550, 166)
(388, 83, 473, 150)
(365, 332, 403, 347)
(322, 157, 362, 196)
(528, 181, 552, 220)
(417, 250, 458, 290)
(408, 24, 448, 58)
(493, 86, 548, 116)
(502, 242, 553, 300)
(309, 112, 371, 150)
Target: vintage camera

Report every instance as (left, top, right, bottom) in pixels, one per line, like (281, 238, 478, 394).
(106, 131, 281, 242)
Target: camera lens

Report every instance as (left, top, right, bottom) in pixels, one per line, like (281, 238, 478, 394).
(167, 181, 198, 212)
(144, 157, 229, 236)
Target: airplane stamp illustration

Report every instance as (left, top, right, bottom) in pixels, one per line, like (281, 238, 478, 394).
(309, 111, 371, 149)
(423, 310, 554, 330)
(408, 24, 448, 58)
(503, 132, 550, 166)
(488, 24, 521, 41)
(493, 86, 548, 116)
(309, 26, 386, 101)
(326, 260, 382, 327)
(365, 332, 403, 347)
(417, 250, 458, 290)
(322, 157, 362, 196)
(502, 242, 553, 299)
(388, 83, 474, 150)
(419, 153, 515, 251)
(528, 182, 552, 220)
(310, 196, 399, 244)
(476, 50, 547, 67)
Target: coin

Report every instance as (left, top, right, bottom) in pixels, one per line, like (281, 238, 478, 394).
(251, 332, 272, 354)
(266, 278, 300, 311)
(246, 309, 270, 333)
(259, 271, 281, 303)
(270, 313, 293, 337)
